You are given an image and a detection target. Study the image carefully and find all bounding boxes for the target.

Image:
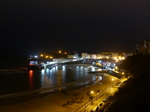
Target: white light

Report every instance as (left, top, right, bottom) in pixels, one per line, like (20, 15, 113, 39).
(41, 69, 45, 75)
(62, 66, 65, 71)
(34, 55, 38, 58)
(98, 61, 101, 63)
(91, 67, 95, 71)
(98, 69, 102, 71)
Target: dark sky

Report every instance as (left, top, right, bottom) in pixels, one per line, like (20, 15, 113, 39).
(1, 0, 150, 55)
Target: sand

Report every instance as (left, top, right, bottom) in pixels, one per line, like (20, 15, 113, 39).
(0, 74, 120, 112)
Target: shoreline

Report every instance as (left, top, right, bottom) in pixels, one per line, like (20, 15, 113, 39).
(0, 74, 120, 112)
(0, 76, 99, 102)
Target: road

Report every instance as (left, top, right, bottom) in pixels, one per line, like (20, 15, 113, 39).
(74, 74, 120, 112)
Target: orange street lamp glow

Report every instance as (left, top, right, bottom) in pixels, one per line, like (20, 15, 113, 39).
(116, 60, 119, 62)
(115, 66, 118, 70)
(64, 52, 67, 54)
(119, 56, 121, 59)
(106, 56, 109, 59)
(114, 57, 117, 60)
(90, 90, 94, 94)
(122, 57, 125, 60)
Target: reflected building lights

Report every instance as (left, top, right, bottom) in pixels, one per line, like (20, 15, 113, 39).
(84, 67, 88, 72)
(55, 66, 58, 70)
(62, 65, 65, 71)
(38, 64, 107, 90)
(41, 69, 45, 75)
(28, 70, 33, 91)
(91, 67, 95, 71)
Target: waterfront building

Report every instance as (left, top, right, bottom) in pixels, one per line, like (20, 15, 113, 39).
(82, 52, 127, 60)
(82, 53, 88, 59)
(67, 54, 78, 59)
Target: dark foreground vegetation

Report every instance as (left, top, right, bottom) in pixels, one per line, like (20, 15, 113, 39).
(102, 53, 150, 112)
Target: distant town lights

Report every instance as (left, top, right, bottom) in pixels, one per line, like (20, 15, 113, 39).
(59, 50, 61, 53)
(122, 57, 125, 60)
(114, 57, 117, 59)
(97, 56, 102, 59)
(115, 66, 118, 70)
(116, 60, 119, 62)
(34, 55, 38, 58)
(106, 56, 109, 59)
(64, 52, 67, 54)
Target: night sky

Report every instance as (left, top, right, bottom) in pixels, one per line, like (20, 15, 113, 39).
(1, 0, 150, 55)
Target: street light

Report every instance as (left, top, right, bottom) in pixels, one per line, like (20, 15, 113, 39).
(40, 54, 44, 57)
(87, 90, 96, 104)
(90, 90, 94, 94)
(106, 56, 109, 59)
(98, 56, 102, 59)
(122, 57, 125, 60)
(59, 50, 61, 53)
(34, 55, 38, 58)
(115, 66, 118, 71)
(87, 90, 96, 97)
(64, 52, 67, 54)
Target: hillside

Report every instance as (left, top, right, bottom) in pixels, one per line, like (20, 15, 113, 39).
(102, 54, 150, 112)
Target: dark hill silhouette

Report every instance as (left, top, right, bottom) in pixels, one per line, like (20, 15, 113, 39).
(100, 53, 150, 112)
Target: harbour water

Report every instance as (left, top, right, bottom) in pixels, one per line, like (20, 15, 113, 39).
(0, 63, 103, 96)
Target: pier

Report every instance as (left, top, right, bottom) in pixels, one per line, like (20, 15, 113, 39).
(28, 58, 83, 70)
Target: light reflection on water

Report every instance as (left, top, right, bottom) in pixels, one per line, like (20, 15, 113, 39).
(28, 70, 33, 91)
(0, 64, 103, 95)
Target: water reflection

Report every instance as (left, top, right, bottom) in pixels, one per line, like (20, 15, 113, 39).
(39, 64, 102, 90)
(28, 70, 33, 91)
(0, 64, 105, 95)
(91, 66, 96, 71)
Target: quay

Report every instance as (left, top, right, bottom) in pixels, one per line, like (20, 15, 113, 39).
(28, 58, 83, 70)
